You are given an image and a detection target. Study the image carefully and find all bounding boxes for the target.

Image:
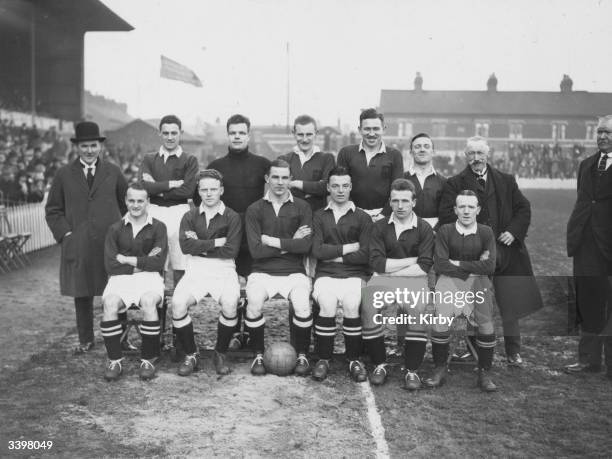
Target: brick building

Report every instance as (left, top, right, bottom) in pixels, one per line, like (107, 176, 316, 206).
(380, 73, 612, 151)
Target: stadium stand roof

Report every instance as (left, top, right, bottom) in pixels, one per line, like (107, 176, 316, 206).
(39, 0, 133, 32)
(379, 89, 612, 118)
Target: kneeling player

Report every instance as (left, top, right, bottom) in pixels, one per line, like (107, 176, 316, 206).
(369, 179, 434, 388)
(245, 159, 313, 376)
(430, 190, 498, 392)
(311, 167, 373, 381)
(171, 169, 242, 376)
(100, 183, 168, 381)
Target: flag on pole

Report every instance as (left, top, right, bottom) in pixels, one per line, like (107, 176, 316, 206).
(160, 55, 203, 87)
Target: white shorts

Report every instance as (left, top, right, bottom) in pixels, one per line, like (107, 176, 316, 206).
(102, 271, 165, 308)
(246, 272, 311, 300)
(148, 203, 190, 270)
(312, 277, 364, 305)
(174, 266, 241, 303)
(434, 274, 494, 326)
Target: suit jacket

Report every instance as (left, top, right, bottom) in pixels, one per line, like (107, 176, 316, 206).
(45, 159, 128, 297)
(439, 165, 541, 318)
(566, 152, 612, 260)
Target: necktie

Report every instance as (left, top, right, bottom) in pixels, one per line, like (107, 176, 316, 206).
(598, 153, 609, 172)
(476, 173, 486, 189)
(86, 167, 94, 189)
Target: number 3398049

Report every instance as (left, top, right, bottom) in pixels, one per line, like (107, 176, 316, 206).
(8, 440, 53, 450)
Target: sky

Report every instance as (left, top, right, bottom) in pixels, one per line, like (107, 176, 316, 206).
(86, 0, 612, 131)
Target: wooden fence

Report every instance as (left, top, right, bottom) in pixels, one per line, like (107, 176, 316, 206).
(6, 202, 56, 253)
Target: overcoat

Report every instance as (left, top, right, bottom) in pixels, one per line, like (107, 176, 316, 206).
(566, 152, 612, 332)
(566, 152, 612, 261)
(45, 159, 128, 297)
(438, 165, 543, 319)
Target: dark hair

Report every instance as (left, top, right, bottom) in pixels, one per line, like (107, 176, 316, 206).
(197, 168, 224, 186)
(226, 114, 251, 133)
(293, 114, 317, 131)
(390, 178, 416, 194)
(410, 132, 434, 150)
(127, 181, 148, 197)
(268, 158, 291, 174)
(328, 166, 351, 181)
(159, 115, 182, 130)
(456, 189, 478, 202)
(359, 108, 384, 126)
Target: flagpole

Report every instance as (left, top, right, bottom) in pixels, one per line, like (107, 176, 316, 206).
(30, 4, 36, 122)
(286, 42, 290, 133)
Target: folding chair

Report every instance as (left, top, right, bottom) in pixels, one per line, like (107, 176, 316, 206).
(118, 289, 170, 355)
(447, 314, 478, 366)
(0, 205, 31, 268)
(227, 287, 249, 351)
(0, 236, 11, 273)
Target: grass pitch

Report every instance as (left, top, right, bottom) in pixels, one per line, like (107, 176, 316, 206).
(1, 189, 611, 458)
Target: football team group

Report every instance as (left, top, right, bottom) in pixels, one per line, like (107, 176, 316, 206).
(44, 110, 612, 392)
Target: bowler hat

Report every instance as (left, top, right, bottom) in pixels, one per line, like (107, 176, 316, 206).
(71, 121, 106, 143)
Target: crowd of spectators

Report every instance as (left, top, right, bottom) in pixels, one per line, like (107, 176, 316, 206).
(103, 141, 144, 185)
(489, 143, 586, 179)
(0, 119, 70, 206)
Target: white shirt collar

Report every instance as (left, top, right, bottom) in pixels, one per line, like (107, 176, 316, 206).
(158, 145, 183, 159)
(123, 213, 153, 227)
(199, 201, 226, 217)
(472, 165, 488, 179)
(324, 201, 356, 216)
(359, 140, 387, 155)
(79, 159, 97, 171)
(455, 221, 478, 235)
(263, 190, 294, 203)
(292, 145, 321, 165)
(407, 164, 436, 177)
(388, 211, 418, 229)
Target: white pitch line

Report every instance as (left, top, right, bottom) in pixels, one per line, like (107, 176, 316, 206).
(359, 382, 390, 458)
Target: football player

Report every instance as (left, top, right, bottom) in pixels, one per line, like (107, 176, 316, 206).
(100, 183, 168, 381)
(431, 190, 498, 392)
(244, 159, 313, 376)
(139, 114, 199, 286)
(310, 167, 372, 382)
(171, 169, 242, 376)
(368, 179, 434, 389)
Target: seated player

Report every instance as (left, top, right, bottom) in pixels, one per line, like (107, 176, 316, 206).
(369, 179, 434, 388)
(171, 169, 242, 376)
(245, 159, 313, 376)
(310, 167, 372, 382)
(429, 190, 498, 392)
(100, 183, 168, 381)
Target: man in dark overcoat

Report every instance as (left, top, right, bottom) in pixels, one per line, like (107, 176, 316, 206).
(46, 121, 128, 353)
(438, 136, 542, 366)
(565, 115, 612, 379)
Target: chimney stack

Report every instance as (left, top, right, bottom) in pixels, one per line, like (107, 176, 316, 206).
(487, 73, 498, 92)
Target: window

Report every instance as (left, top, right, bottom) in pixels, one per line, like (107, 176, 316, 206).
(586, 123, 597, 140)
(397, 121, 413, 138)
(432, 123, 446, 137)
(552, 122, 566, 140)
(509, 123, 523, 140)
(475, 122, 489, 137)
